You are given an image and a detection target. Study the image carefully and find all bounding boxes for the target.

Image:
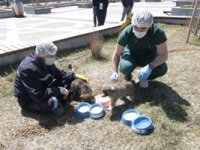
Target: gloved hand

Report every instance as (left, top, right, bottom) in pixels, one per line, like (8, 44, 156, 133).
(110, 72, 118, 83)
(59, 87, 69, 97)
(76, 74, 90, 84)
(138, 64, 153, 81)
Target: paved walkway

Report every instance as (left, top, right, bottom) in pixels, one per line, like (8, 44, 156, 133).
(0, 1, 175, 54)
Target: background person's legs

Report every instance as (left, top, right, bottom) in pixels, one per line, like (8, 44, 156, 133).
(121, 6, 132, 21)
(97, 8, 108, 26)
(121, 7, 127, 21)
(93, 7, 98, 27)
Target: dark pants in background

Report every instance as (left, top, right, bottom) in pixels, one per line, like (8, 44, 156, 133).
(93, 7, 98, 27)
(96, 8, 108, 26)
(93, 4, 108, 26)
(121, 6, 132, 21)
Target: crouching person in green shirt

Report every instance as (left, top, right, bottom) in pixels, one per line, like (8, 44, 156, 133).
(110, 10, 168, 88)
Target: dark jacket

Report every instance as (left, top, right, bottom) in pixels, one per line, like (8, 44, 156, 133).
(121, 0, 134, 7)
(14, 53, 76, 103)
(92, 0, 109, 10)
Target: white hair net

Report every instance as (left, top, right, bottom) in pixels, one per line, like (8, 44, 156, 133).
(35, 41, 57, 57)
(132, 10, 153, 27)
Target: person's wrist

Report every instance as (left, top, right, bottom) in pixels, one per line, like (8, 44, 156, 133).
(149, 63, 154, 70)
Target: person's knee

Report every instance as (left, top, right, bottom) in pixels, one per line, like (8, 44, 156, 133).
(119, 61, 134, 75)
(159, 63, 168, 76)
(149, 63, 168, 80)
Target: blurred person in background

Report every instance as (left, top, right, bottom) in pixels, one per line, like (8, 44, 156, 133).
(121, 0, 134, 21)
(92, 0, 109, 26)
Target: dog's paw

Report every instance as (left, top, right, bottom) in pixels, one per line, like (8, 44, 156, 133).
(106, 105, 112, 111)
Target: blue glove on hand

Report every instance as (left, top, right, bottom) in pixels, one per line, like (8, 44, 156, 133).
(138, 64, 153, 81)
(110, 72, 118, 83)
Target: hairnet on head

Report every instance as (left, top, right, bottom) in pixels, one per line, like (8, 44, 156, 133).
(35, 41, 57, 57)
(132, 10, 153, 27)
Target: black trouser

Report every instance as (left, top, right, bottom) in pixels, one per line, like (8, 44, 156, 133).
(17, 79, 69, 113)
(93, 7, 98, 27)
(119, 50, 168, 81)
(96, 5, 108, 26)
(121, 6, 132, 21)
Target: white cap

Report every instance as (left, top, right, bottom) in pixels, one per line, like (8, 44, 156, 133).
(132, 10, 153, 27)
(35, 41, 57, 57)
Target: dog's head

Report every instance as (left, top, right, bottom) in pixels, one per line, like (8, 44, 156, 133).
(80, 92, 95, 104)
(102, 84, 116, 97)
(71, 79, 95, 104)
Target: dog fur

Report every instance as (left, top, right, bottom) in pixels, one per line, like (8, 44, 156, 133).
(102, 81, 134, 109)
(70, 79, 94, 104)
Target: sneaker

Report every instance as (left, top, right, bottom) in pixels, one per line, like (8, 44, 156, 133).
(139, 80, 149, 88)
(52, 106, 65, 117)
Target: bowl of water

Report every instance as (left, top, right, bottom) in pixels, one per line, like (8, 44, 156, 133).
(121, 109, 140, 127)
(131, 115, 154, 135)
(89, 103, 105, 119)
(75, 102, 91, 118)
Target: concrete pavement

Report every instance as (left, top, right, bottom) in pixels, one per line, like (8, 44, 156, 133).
(0, 1, 176, 65)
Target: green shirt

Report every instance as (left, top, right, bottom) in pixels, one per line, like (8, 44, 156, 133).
(118, 23, 167, 56)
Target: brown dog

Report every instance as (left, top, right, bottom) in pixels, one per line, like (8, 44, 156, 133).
(70, 79, 95, 104)
(102, 81, 134, 110)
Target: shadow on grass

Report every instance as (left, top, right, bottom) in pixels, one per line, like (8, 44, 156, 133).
(110, 81, 191, 122)
(21, 103, 84, 130)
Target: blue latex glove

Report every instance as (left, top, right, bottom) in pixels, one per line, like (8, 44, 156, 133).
(110, 72, 118, 83)
(138, 64, 153, 81)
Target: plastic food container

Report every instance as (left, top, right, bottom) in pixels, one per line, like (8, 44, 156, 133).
(95, 94, 111, 108)
(121, 109, 140, 127)
(131, 115, 154, 135)
(89, 103, 105, 119)
(75, 102, 91, 118)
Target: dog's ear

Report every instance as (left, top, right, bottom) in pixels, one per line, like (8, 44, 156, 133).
(111, 86, 115, 91)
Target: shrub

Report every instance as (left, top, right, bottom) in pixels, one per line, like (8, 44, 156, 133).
(90, 32, 103, 59)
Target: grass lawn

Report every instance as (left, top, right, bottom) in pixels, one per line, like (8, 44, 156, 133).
(0, 24, 200, 150)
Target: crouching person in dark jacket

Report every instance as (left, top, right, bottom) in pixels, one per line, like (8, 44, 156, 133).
(14, 41, 76, 117)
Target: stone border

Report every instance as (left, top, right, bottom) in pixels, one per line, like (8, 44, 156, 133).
(0, 9, 15, 18)
(173, 0, 193, 6)
(171, 6, 200, 16)
(154, 15, 191, 25)
(24, 6, 52, 14)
